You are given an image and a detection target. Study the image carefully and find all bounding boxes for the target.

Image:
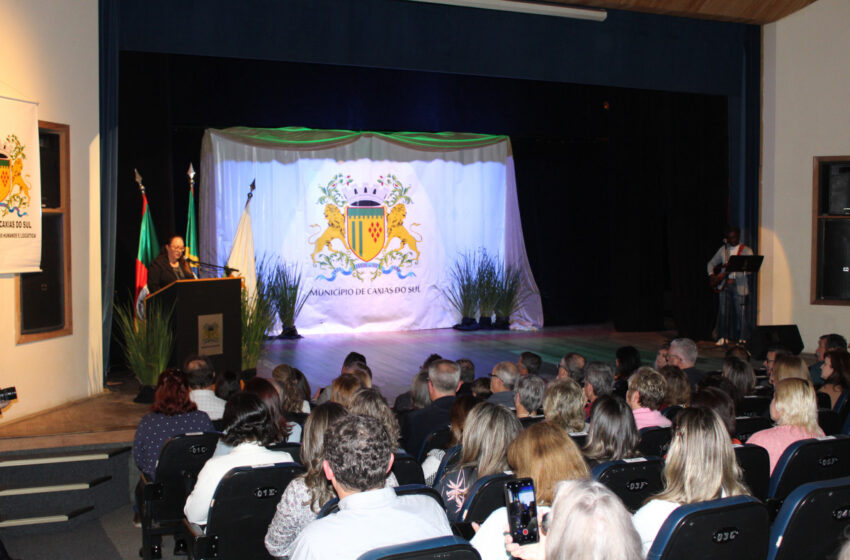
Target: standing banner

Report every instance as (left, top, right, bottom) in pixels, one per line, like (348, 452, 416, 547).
(201, 127, 543, 335)
(0, 96, 41, 273)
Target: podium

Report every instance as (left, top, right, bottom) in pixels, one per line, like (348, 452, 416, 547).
(146, 278, 242, 374)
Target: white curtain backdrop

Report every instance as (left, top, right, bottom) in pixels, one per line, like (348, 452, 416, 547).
(201, 128, 543, 334)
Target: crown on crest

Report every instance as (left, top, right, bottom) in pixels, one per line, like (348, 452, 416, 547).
(341, 181, 390, 206)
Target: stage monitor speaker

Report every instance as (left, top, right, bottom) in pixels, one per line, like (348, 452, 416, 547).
(818, 220, 850, 301)
(748, 325, 804, 360)
(825, 162, 850, 215)
(20, 214, 64, 334)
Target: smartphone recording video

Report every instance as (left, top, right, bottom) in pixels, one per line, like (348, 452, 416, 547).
(504, 477, 539, 545)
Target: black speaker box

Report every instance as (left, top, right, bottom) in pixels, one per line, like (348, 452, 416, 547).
(826, 163, 850, 215)
(748, 325, 804, 360)
(818, 220, 850, 300)
(20, 214, 64, 333)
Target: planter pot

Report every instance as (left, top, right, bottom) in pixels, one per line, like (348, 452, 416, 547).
(494, 316, 511, 330)
(453, 317, 479, 331)
(478, 316, 493, 330)
(133, 384, 156, 404)
(278, 326, 303, 339)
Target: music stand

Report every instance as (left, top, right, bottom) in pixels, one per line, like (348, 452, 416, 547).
(724, 255, 764, 344)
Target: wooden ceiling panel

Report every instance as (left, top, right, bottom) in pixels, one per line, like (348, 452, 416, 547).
(544, 0, 818, 24)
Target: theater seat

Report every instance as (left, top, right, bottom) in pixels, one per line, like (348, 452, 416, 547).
(140, 432, 220, 560)
(638, 427, 672, 457)
(734, 416, 773, 443)
(268, 441, 302, 464)
(356, 535, 481, 560)
(818, 409, 841, 436)
(733, 444, 770, 501)
(417, 426, 452, 463)
(185, 462, 304, 559)
(767, 436, 850, 511)
(646, 496, 769, 560)
(768, 476, 850, 560)
(392, 453, 426, 485)
(738, 396, 771, 418)
(591, 457, 664, 513)
(459, 473, 513, 524)
(431, 445, 462, 488)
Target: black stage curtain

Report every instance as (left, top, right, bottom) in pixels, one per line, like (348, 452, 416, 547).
(114, 53, 728, 357)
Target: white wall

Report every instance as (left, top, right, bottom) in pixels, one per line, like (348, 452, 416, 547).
(0, 0, 102, 421)
(761, 0, 850, 352)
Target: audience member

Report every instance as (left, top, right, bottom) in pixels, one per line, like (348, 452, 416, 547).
(184, 393, 294, 525)
(667, 338, 705, 388)
(724, 344, 751, 362)
(721, 356, 756, 402)
(272, 363, 311, 413)
(748, 378, 824, 473)
(557, 352, 586, 383)
(288, 415, 451, 559)
(763, 346, 790, 384)
(583, 362, 615, 417)
(421, 395, 479, 485)
(658, 365, 690, 408)
(456, 358, 476, 395)
(514, 374, 545, 426)
(487, 361, 520, 408)
(422, 353, 444, 370)
(329, 373, 362, 408)
(542, 378, 586, 434)
(818, 349, 850, 410)
(350, 388, 401, 451)
(518, 351, 542, 376)
(132, 368, 215, 479)
(614, 345, 641, 395)
(184, 355, 226, 420)
(506, 479, 642, 560)
(435, 401, 521, 521)
(401, 360, 461, 455)
(774, 355, 811, 385)
(632, 407, 749, 555)
(626, 367, 671, 430)
(265, 404, 353, 559)
(471, 422, 589, 560)
(582, 395, 640, 466)
(243, 378, 298, 444)
(343, 351, 367, 367)
(691, 387, 739, 443)
(470, 377, 492, 400)
(654, 344, 669, 371)
(213, 370, 241, 402)
(313, 352, 368, 404)
(810, 333, 848, 386)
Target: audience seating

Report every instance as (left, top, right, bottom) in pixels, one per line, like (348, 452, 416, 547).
(591, 457, 664, 513)
(661, 405, 682, 422)
(185, 462, 304, 559)
(733, 444, 770, 502)
(458, 473, 513, 526)
(818, 409, 841, 436)
(356, 535, 481, 560)
(139, 432, 219, 560)
(518, 416, 544, 429)
(392, 453, 426, 485)
(734, 416, 773, 443)
(816, 392, 832, 411)
(318, 484, 445, 519)
(431, 445, 462, 488)
(417, 426, 452, 463)
(569, 433, 587, 448)
(738, 396, 771, 418)
(267, 441, 302, 464)
(288, 412, 310, 427)
(767, 476, 850, 560)
(646, 496, 769, 560)
(638, 427, 672, 457)
(767, 436, 850, 511)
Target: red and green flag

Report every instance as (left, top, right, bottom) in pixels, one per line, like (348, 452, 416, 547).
(135, 192, 159, 301)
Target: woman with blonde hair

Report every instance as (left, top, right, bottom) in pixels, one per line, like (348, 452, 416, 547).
(632, 407, 750, 555)
(506, 479, 642, 560)
(748, 378, 824, 473)
(772, 355, 810, 385)
(471, 421, 590, 559)
(348, 388, 401, 450)
(543, 378, 587, 434)
(329, 373, 362, 408)
(435, 401, 522, 521)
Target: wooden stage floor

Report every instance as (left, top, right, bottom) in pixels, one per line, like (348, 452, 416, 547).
(0, 325, 735, 452)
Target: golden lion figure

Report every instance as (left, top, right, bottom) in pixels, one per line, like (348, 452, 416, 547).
(309, 204, 347, 262)
(0, 158, 30, 204)
(385, 204, 421, 261)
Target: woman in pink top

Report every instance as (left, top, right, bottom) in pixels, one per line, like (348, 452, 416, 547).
(747, 378, 824, 473)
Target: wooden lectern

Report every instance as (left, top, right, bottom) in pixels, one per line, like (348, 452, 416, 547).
(146, 278, 242, 374)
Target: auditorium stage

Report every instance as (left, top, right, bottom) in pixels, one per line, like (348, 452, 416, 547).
(0, 325, 736, 452)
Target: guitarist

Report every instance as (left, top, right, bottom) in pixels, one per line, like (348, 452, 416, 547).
(707, 227, 753, 346)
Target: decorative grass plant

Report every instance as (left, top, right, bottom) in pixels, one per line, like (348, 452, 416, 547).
(270, 261, 310, 338)
(444, 252, 480, 330)
(113, 297, 174, 387)
(493, 262, 524, 330)
(476, 251, 499, 328)
(241, 263, 277, 370)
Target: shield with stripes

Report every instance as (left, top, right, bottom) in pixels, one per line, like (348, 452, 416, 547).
(346, 206, 385, 262)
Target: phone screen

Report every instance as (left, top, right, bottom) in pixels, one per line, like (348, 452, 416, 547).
(504, 478, 539, 545)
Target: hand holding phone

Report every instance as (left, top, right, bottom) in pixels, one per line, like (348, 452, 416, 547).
(504, 478, 539, 545)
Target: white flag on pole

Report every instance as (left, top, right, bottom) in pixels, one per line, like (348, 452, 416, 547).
(226, 193, 256, 300)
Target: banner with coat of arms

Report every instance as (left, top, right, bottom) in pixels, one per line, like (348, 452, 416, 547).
(0, 96, 41, 274)
(200, 127, 543, 334)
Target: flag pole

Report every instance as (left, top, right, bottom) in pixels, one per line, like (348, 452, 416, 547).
(186, 163, 199, 276)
